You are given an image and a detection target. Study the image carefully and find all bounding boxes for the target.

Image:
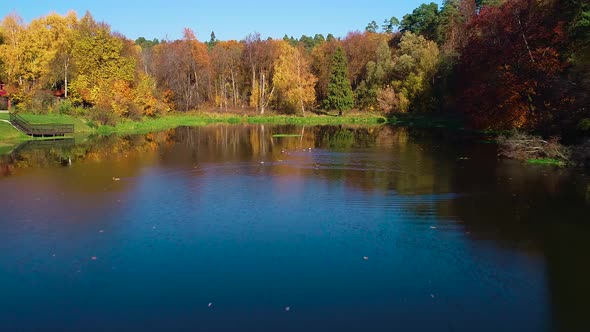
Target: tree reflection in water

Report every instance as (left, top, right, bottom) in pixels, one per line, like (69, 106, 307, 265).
(0, 124, 588, 331)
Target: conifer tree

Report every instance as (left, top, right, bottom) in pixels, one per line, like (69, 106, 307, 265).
(325, 47, 354, 112)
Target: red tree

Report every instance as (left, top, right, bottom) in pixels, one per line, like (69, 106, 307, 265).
(458, 0, 568, 130)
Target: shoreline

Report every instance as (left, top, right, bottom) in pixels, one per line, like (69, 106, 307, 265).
(0, 111, 389, 150)
(0, 111, 584, 168)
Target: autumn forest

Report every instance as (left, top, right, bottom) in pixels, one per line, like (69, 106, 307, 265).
(2, 3, 590, 330)
(0, 0, 588, 139)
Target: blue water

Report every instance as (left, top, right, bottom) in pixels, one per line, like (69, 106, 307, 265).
(0, 125, 588, 331)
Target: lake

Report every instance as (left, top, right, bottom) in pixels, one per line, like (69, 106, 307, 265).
(0, 124, 589, 332)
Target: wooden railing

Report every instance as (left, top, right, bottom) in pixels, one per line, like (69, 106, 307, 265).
(9, 113, 74, 137)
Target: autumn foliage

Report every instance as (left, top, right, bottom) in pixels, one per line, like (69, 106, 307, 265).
(457, 0, 568, 130)
(0, 1, 588, 138)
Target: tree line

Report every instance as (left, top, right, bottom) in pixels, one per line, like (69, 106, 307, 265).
(0, 0, 588, 138)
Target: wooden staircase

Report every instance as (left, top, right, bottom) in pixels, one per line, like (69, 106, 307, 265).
(9, 113, 74, 137)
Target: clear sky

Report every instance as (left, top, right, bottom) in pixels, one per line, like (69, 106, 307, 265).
(2, 1, 440, 42)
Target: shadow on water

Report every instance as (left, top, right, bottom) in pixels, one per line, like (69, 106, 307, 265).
(0, 124, 589, 331)
(12, 138, 76, 153)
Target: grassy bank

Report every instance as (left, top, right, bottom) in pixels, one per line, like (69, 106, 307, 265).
(0, 111, 388, 152)
(0, 113, 93, 152)
(1, 110, 476, 146)
(0, 122, 28, 152)
(526, 158, 567, 166)
(0, 110, 478, 144)
(96, 112, 388, 135)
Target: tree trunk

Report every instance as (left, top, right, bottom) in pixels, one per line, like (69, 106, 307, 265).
(194, 70, 200, 104)
(517, 16, 535, 63)
(260, 72, 265, 115)
(252, 65, 256, 109)
(297, 55, 305, 116)
(64, 57, 69, 99)
(231, 69, 237, 107)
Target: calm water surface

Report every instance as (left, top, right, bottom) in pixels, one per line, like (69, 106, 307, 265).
(0, 125, 589, 332)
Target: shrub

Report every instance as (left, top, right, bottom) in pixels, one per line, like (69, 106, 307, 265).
(498, 132, 570, 163)
(57, 100, 74, 115)
(89, 107, 118, 126)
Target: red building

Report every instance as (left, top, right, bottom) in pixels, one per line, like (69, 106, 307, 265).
(0, 82, 7, 97)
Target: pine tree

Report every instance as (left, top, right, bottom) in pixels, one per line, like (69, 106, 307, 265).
(325, 47, 354, 112)
(207, 31, 218, 49)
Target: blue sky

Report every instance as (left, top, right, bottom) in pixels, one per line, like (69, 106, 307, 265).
(2, 1, 440, 41)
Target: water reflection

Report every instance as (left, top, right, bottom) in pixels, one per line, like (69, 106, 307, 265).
(0, 124, 588, 331)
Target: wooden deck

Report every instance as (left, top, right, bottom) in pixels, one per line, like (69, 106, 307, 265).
(9, 113, 74, 137)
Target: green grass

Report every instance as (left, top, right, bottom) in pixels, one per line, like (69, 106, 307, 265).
(0, 121, 27, 141)
(526, 158, 567, 166)
(19, 114, 92, 132)
(0, 121, 28, 153)
(0, 113, 90, 154)
(246, 114, 387, 125)
(96, 115, 233, 135)
(0, 112, 389, 144)
(0, 113, 92, 132)
(272, 134, 303, 137)
(95, 112, 388, 135)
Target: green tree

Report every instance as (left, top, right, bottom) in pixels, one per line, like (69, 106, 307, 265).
(325, 47, 354, 111)
(568, 0, 590, 56)
(400, 3, 441, 42)
(382, 16, 400, 33)
(299, 35, 316, 51)
(357, 39, 394, 110)
(391, 31, 440, 112)
(365, 20, 379, 33)
(313, 34, 325, 45)
(283, 34, 298, 47)
(206, 31, 218, 49)
(135, 37, 159, 49)
(476, 0, 504, 10)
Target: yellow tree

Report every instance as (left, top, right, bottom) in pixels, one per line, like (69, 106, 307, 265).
(0, 14, 25, 87)
(23, 16, 58, 89)
(244, 34, 277, 114)
(183, 28, 211, 107)
(0, 13, 68, 109)
(70, 12, 135, 106)
(0, 25, 4, 80)
(211, 40, 243, 109)
(273, 41, 317, 114)
(45, 11, 77, 98)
